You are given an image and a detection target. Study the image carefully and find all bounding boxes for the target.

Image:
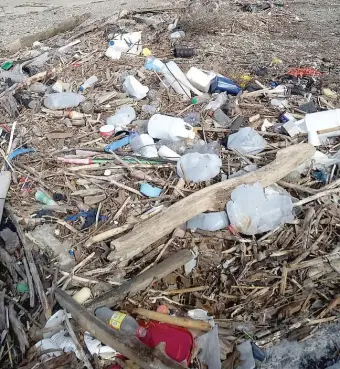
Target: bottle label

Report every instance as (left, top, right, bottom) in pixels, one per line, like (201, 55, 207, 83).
(109, 312, 127, 330)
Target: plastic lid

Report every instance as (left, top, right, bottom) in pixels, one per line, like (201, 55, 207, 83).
(109, 40, 115, 46)
(191, 97, 198, 104)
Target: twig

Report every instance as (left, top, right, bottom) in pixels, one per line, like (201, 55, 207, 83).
(64, 311, 94, 369)
(293, 188, 340, 207)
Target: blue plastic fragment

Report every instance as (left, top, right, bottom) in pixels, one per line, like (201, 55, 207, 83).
(140, 183, 162, 198)
(104, 136, 130, 152)
(8, 148, 35, 161)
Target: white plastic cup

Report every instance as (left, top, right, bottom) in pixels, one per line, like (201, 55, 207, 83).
(148, 114, 195, 141)
(186, 67, 215, 93)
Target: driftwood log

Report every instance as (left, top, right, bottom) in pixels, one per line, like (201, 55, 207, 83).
(56, 289, 184, 369)
(107, 144, 315, 264)
(87, 249, 193, 311)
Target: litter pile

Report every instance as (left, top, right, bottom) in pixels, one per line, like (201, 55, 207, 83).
(1, 1, 340, 369)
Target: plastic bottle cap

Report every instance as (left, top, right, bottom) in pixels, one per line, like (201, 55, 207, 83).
(79, 86, 84, 92)
(109, 40, 115, 47)
(191, 97, 198, 104)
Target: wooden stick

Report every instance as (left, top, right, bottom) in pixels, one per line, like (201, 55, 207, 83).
(87, 249, 193, 311)
(64, 311, 93, 369)
(5, 205, 51, 319)
(85, 223, 133, 248)
(156, 286, 209, 295)
(0, 291, 5, 332)
(8, 304, 29, 354)
(293, 188, 340, 207)
(22, 257, 35, 308)
(133, 307, 211, 331)
(5, 14, 90, 52)
(56, 289, 184, 369)
(108, 144, 315, 264)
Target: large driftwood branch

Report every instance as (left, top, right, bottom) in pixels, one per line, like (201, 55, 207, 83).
(87, 249, 193, 311)
(108, 144, 315, 264)
(56, 289, 184, 369)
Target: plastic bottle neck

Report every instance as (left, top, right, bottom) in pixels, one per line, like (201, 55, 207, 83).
(136, 326, 149, 339)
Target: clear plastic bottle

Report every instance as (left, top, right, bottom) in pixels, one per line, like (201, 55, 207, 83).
(213, 108, 230, 126)
(184, 112, 200, 126)
(205, 92, 228, 111)
(79, 76, 98, 92)
(106, 106, 136, 129)
(44, 93, 85, 110)
(95, 307, 148, 338)
(191, 94, 210, 105)
(155, 139, 187, 155)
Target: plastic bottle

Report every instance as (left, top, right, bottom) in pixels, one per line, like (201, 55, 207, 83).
(213, 108, 230, 126)
(205, 92, 228, 111)
(191, 94, 210, 105)
(187, 211, 229, 231)
(123, 76, 149, 100)
(79, 76, 98, 92)
(177, 153, 222, 183)
(184, 112, 200, 126)
(227, 127, 267, 155)
(95, 307, 148, 338)
(187, 67, 215, 93)
(155, 140, 187, 155)
(44, 93, 85, 110)
(130, 134, 158, 158)
(148, 114, 195, 141)
(158, 146, 181, 161)
(106, 106, 136, 129)
(35, 190, 58, 206)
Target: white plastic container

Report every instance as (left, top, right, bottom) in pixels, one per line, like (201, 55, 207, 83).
(148, 114, 195, 141)
(44, 93, 85, 110)
(123, 76, 149, 100)
(109, 32, 142, 55)
(177, 153, 222, 183)
(79, 75, 98, 92)
(186, 67, 215, 93)
(130, 134, 158, 158)
(305, 109, 340, 146)
(158, 146, 181, 161)
(0, 171, 11, 222)
(187, 211, 229, 231)
(106, 105, 136, 129)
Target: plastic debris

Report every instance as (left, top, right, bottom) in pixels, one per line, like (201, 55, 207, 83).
(226, 182, 294, 235)
(177, 153, 222, 183)
(187, 212, 229, 231)
(227, 127, 267, 154)
(140, 183, 162, 197)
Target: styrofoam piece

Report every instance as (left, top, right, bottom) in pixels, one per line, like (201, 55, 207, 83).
(72, 287, 91, 304)
(186, 67, 215, 93)
(44, 310, 71, 338)
(148, 114, 195, 141)
(123, 75, 149, 100)
(305, 109, 340, 146)
(158, 146, 181, 161)
(227, 127, 267, 155)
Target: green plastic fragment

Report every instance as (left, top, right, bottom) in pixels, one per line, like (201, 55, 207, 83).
(1, 61, 13, 71)
(16, 282, 29, 294)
